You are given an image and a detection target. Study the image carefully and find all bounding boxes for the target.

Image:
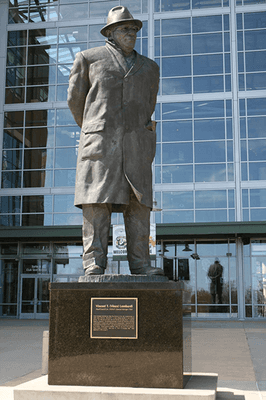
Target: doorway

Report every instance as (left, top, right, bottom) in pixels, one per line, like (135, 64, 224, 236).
(20, 275, 50, 319)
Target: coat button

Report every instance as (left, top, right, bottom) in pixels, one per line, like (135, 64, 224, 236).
(124, 77, 128, 82)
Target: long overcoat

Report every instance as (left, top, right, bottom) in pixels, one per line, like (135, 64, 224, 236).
(67, 41, 159, 209)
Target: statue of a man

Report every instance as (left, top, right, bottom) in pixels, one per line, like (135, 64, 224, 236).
(67, 6, 163, 276)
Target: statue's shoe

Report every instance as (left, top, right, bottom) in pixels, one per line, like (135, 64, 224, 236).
(85, 265, 105, 275)
(130, 266, 164, 276)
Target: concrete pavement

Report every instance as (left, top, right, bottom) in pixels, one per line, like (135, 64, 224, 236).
(0, 319, 265, 399)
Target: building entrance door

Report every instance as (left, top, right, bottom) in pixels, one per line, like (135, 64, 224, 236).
(20, 275, 50, 319)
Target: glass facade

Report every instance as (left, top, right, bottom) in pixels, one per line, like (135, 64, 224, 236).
(1, 0, 266, 318)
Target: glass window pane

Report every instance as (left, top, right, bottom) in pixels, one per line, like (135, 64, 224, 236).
(90, 1, 119, 17)
(3, 129, 23, 149)
(59, 26, 87, 43)
(2, 149, 22, 170)
(246, 51, 266, 72)
(194, 75, 224, 93)
(193, 33, 223, 54)
(246, 73, 266, 91)
(8, 30, 27, 46)
(58, 43, 87, 63)
(162, 56, 191, 77)
(193, 15, 222, 33)
(244, 12, 266, 30)
(56, 109, 76, 125)
(55, 148, 77, 168)
(162, 143, 193, 164)
(194, 100, 224, 118)
(192, 0, 221, 8)
(196, 209, 227, 222)
(162, 18, 191, 35)
(247, 98, 266, 116)
(0, 196, 21, 213)
(28, 29, 57, 45)
(194, 119, 225, 140)
(57, 64, 71, 84)
(25, 127, 54, 148)
(59, 3, 88, 20)
(24, 149, 54, 169)
(248, 117, 266, 138)
(163, 210, 194, 223)
(193, 54, 223, 75)
(162, 165, 193, 183)
(54, 213, 82, 225)
(163, 191, 193, 209)
(245, 30, 266, 51)
(5, 88, 25, 104)
(6, 67, 26, 86)
(195, 164, 226, 182)
(28, 45, 57, 65)
(249, 162, 266, 180)
(161, 0, 190, 11)
(55, 126, 80, 147)
(2, 171, 22, 188)
(162, 77, 192, 95)
(54, 194, 78, 213)
(195, 142, 225, 163)
(26, 109, 55, 127)
(195, 190, 227, 208)
(23, 170, 53, 187)
(7, 47, 27, 67)
(26, 85, 55, 103)
(162, 36, 191, 56)
(27, 65, 56, 85)
(9, 8, 29, 24)
(162, 121, 192, 142)
(162, 102, 192, 120)
(22, 195, 53, 213)
(248, 139, 266, 161)
(54, 169, 75, 186)
(56, 85, 68, 101)
(250, 189, 266, 207)
(4, 111, 24, 128)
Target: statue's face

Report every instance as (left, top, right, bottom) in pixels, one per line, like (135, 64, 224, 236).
(110, 22, 138, 54)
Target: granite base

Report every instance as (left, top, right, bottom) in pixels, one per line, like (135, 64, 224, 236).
(13, 374, 218, 400)
(48, 281, 188, 389)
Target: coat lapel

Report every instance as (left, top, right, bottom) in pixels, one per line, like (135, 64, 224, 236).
(105, 42, 145, 77)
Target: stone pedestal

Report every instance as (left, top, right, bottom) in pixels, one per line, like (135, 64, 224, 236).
(48, 277, 190, 389)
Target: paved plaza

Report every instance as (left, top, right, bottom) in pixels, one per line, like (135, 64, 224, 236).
(0, 319, 265, 399)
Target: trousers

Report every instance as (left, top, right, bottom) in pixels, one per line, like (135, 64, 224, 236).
(82, 191, 151, 273)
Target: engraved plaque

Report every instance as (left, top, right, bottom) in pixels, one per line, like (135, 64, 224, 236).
(91, 298, 138, 339)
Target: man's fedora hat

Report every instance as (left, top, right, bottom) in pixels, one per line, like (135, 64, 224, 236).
(101, 6, 142, 37)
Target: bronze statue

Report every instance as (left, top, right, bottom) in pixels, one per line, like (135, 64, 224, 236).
(68, 6, 163, 276)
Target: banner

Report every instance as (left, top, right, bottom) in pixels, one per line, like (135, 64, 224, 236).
(112, 224, 156, 260)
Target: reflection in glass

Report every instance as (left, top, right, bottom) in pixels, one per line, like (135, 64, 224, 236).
(55, 126, 79, 146)
(162, 165, 193, 183)
(195, 190, 227, 209)
(22, 213, 53, 226)
(162, 77, 192, 95)
(161, 18, 190, 35)
(163, 191, 193, 209)
(2, 171, 22, 188)
(26, 109, 55, 127)
(192, 15, 222, 33)
(23, 170, 53, 188)
(162, 56, 191, 77)
(22, 195, 52, 213)
(54, 194, 77, 213)
(193, 33, 223, 54)
(59, 26, 87, 43)
(6, 67, 25, 86)
(58, 43, 87, 63)
(163, 142, 193, 164)
(195, 164, 226, 182)
(194, 100, 224, 118)
(25, 127, 54, 148)
(194, 119, 225, 140)
(2, 149, 22, 170)
(162, 36, 191, 56)
(54, 213, 82, 225)
(194, 75, 224, 93)
(24, 149, 53, 169)
(162, 102, 192, 120)
(22, 259, 50, 274)
(8, 30, 27, 46)
(59, 3, 88, 20)
(196, 210, 227, 222)
(54, 169, 75, 186)
(5, 88, 25, 104)
(54, 258, 83, 275)
(26, 85, 55, 102)
(55, 148, 77, 168)
(27, 65, 56, 85)
(163, 210, 194, 223)
(162, 121, 192, 142)
(195, 142, 225, 163)
(28, 45, 57, 65)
